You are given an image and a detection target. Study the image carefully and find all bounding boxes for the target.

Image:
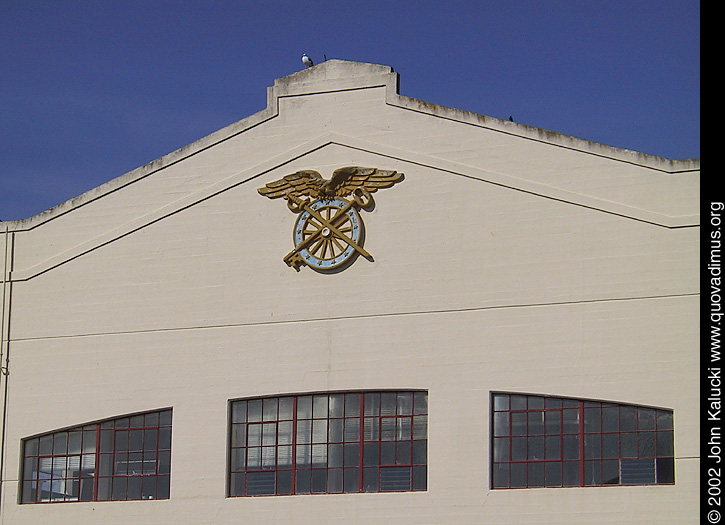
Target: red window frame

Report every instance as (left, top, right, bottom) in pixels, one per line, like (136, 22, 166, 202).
(21, 409, 172, 503)
(491, 393, 674, 488)
(228, 391, 428, 496)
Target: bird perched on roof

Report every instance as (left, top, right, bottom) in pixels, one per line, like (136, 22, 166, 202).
(302, 54, 313, 68)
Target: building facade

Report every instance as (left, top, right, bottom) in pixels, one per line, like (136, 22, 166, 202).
(0, 61, 699, 523)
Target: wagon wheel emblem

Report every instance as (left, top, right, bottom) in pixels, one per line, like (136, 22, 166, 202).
(258, 167, 404, 271)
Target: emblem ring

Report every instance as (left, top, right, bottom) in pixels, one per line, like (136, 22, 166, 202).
(293, 198, 362, 270)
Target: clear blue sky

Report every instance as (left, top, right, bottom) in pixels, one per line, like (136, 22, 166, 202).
(1, 0, 700, 221)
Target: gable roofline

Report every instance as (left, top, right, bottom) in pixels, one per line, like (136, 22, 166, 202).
(5, 59, 699, 231)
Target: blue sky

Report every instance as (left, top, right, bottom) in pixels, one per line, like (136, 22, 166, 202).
(1, 1, 700, 221)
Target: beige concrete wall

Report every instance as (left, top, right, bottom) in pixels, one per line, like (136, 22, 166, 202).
(0, 61, 699, 523)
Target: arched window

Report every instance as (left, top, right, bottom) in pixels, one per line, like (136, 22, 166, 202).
(21, 409, 172, 503)
(491, 393, 674, 488)
(228, 391, 428, 496)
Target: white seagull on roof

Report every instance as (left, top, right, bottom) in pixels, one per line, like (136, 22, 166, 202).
(302, 54, 313, 68)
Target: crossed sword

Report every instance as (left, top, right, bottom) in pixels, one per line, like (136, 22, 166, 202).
(283, 194, 372, 269)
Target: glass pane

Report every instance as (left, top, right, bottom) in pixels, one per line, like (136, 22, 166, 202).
(528, 436, 544, 460)
(345, 393, 361, 417)
(493, 437, 509, 462)
(277, 470, 293, 495)
(159, 410, 172, 426)
(602, 433, 619, 458)
(528, 412, 544, 435)
(328, 394, 345, 418)
(397, 392, 413, 415)
(247, 400, 262, 422)
(511, 437, 526, 461)
(312, 419, 327, 443)
(602, 459, 619, 484)
(345, 418, 360, 442)
(313, 396, 328, 419)
(311, 469, 326, 492)
(344, 467, 360, 492)
(584, 460, 602, 486)
(230, 448, 245, 471)
(494, 413, 509, 436)
(130, 415, 144, 427)
(39, 435, 53, 456)
(68, 432, 82, 455)
(545, 397, 562, 409)
(296, 444, 311, 466)
(657, 410, 673, 430)
(127, 476, 142, 500)
(602, 407, 619, 432)
(327, 468, 343, 493)
(638, 432, 655, 457)
(230, 472, 244, 496)
(562, 460, 580, 486)
(510, 463, 526, 488)
(329, 443, 343, 468)
(510, 395, 527, 410)
(381, 418, 395, 441)
(279, 397, 294, 420)
(545, 411, 560, 435)
(620, 406, 636, 431)
(562, 435, 579, 460)
(638, 408, 656, 430)
(395, 441, 410, 465)
(381, 393, 396, 415)
(493, 394, 509, 411)
(295, 469, 310, 494)
(159, 427, 172, 450)
(364, 393, 380, 416)
(278, 445, 292, 468)
(413, 392, 427, 415)
(248, 424, 262, 447)
(363, 467, 379, 491)
(263, 398, 278, 421)
(364, 417, 379, 441)
(493, 463, 509, 488)
(545, 461, 562, 486)
(82, 430, 96, 453)
(584, 434, 601, 459)
(412, 465, 427, 490)
(112, 476, 127, 500)
(545, 435, 561, 460)
(297, 397, 312, 419)
(345, 443, 360, 467)
(413, 415, 427, 440)
(657, 430, 674, 456)
(528, 462, 544, 487)
(296, 420, 311, 444)
(53, 433, 68, 455)
(528, 397, 545, 410)
(563, 409, 579, 433)
(158, 450, 171, 475)
(363, 442, 379, 466)
(262, 423, 276, 446)
(129, 429, 143, 451)
(145, 412, 159, 427)
(278, 421, 293, 445)
(412, 440, 427, 465)
(656, 457, 675, 484)
(621, 432, 636, 457)
(584, 407, 601, 432)
(511, 413, 527, 436)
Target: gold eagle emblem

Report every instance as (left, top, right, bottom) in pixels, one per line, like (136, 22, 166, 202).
(258, 167, 404, 271)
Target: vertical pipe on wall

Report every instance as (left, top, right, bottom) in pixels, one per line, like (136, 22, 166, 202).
(0, 226, 13, 514)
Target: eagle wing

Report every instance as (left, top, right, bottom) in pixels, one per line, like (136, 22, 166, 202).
(330, 167, 404, 197)
(257, 170, 325, 199)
